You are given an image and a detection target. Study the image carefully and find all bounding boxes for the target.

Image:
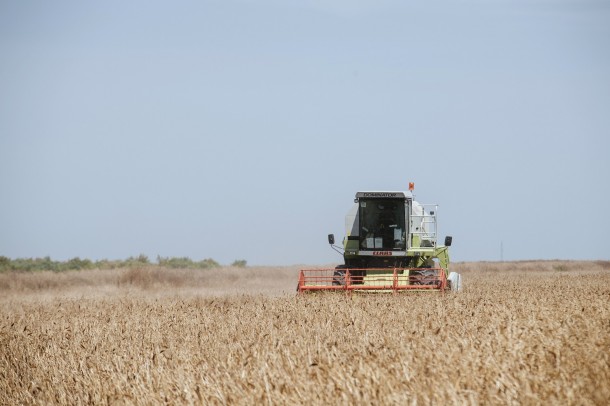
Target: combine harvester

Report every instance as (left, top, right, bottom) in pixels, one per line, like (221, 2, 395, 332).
(298, 183, 462, 294)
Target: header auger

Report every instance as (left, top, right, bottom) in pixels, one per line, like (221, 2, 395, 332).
(298, 184, 462, 294)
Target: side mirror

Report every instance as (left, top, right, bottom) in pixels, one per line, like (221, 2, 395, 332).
(328, 234, 335, 245)
(444, 236, 453, 247)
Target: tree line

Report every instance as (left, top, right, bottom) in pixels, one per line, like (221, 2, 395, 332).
(0, 255, 247, 272)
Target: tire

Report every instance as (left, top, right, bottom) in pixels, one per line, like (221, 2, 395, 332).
(332, 265, 347, 286)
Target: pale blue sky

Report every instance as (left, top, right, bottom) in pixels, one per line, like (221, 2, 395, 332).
(1, 0, 609, 265)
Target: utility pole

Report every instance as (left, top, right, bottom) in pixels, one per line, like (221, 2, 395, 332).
(500, 241, 504, 262)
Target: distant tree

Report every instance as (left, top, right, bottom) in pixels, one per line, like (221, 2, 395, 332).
(231, 259, 247, 268)
(157, 256, 193, 269)
(65, 257, 93, 271)
(0, 256, 9, 272)
(198, 258, 220, 269)
(40, 256, 59, 272)
(122, 255, 151, 268)
(157, 256, 219, 269)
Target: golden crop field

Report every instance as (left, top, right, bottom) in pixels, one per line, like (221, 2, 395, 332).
(1, 261, 609, 405)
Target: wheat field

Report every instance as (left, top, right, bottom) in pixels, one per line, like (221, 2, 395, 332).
(1, 261, 609, 405)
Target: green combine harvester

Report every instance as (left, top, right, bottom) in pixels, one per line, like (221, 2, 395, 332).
(298, 184, 462, 293)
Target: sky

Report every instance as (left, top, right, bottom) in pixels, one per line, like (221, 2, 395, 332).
(1, 0, 609, 265)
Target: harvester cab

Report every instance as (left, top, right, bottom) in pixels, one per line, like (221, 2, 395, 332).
(298, 185, 462, 293)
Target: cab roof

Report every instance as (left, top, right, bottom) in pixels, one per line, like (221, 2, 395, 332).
(355, 191, 413, 199)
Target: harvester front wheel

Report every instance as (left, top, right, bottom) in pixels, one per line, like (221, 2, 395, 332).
(332, 265, 347, 286)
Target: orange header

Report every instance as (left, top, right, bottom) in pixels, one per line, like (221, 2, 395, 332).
(408, 182, 414, 191)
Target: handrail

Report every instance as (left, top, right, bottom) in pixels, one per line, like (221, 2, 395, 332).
(411, 204, 438, 246)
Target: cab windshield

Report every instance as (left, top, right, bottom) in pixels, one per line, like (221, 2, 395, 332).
(358, 198, 406, 250)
